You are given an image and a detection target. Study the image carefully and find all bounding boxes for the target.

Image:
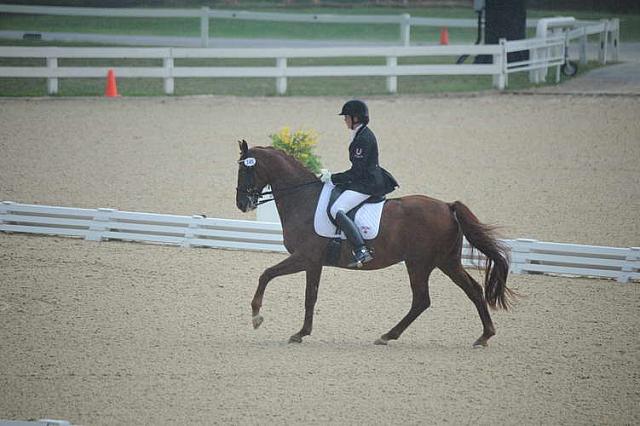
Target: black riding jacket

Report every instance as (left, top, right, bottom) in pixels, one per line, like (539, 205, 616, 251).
(330, 125, 399, 196)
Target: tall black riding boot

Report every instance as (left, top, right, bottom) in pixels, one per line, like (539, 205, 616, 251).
(335, 210, 373, 268)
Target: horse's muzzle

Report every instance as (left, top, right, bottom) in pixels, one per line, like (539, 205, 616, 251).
(237, 194, 258, 212)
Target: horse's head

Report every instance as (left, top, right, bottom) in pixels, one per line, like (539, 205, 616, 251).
(236, 140, 268, 212)
(236, 139, 320, 213)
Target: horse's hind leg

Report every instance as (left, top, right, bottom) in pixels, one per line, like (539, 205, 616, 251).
(441, 262, 496, 347)
(375, 261, 433, 345)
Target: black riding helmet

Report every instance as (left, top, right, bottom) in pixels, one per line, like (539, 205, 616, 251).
(338, 99, 369, 125)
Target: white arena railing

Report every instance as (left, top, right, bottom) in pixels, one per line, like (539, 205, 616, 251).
(0, 37, 571, 94)
(1, 201, 638, 284)
(0, 18, 617, 95)
(0, 44, 507, 94)
(0, 5, 618, 94)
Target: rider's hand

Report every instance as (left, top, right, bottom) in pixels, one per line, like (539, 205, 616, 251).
(320, 169, 332, 183)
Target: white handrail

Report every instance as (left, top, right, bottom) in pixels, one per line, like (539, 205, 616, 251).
(0, 17, 617, 94)
(1, 201, 638, 283)
(0, 44, 505, 94)
(530, 17, 575, 83)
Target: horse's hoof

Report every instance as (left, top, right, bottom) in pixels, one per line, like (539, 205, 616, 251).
(252, 315, 264, 329)
(472, 339, 488, 348)
(374, 337, 389, 346)
(288, 334, 302, 344)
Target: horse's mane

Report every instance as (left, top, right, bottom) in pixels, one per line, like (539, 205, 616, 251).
(251, 146, 318, 180)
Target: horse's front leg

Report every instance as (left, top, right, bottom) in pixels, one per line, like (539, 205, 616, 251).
(289, 264, 323, 344)
(251, 253, 307, 329)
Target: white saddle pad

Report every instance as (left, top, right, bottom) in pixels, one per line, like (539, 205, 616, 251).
(313, 182, 385, 240)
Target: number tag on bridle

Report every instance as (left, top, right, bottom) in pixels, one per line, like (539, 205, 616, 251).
(242, 157, 256, 167)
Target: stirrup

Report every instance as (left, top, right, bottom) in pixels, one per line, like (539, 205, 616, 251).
(349, 246, 373, 268)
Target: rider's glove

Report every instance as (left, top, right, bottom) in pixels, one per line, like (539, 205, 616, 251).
(320, 169, 332, 183)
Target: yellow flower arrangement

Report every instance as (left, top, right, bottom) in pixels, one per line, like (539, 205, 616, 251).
(269, 127, 322, 174)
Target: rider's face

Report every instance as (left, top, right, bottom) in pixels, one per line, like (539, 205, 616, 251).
(344, 115, 358, 130)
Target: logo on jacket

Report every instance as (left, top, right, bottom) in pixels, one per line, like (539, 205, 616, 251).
(354, 148, 364, 158)
(360, 225, 371, 235)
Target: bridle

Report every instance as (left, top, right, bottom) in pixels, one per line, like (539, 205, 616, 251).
(236, 156, 320, 207)
(236, 157, 264, 207)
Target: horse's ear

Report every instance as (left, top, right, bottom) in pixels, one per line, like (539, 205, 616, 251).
(238, 140, 249, 158)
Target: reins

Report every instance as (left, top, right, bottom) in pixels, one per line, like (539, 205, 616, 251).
(236, 180, 321, 206)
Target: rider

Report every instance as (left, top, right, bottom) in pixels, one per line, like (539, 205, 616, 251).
(320, 99, 399, 268)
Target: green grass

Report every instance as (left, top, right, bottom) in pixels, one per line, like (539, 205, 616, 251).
(3, 6, 634, 43)
(0, 13, 474, 44)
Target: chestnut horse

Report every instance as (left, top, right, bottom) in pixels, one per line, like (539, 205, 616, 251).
(235, 140, 514, 347)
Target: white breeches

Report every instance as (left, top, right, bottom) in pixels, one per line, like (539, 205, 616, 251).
(330, 190, 370, 219)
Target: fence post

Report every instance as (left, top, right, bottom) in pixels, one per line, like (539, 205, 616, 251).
(87, 208, 115, 242)
(493, 38, 506, 90)
(400, 13, 411, 47)
(276, 57, 287, 95)
(557, 33, 568, 83)
(182, 215, 204, 248)
(200, 6, 210, 48)
(598, 19, 608, 64)
(256, 186, 279, 222)
(603, 19, 610, 64)
(386, 56, 397, 94)
(47, 57, 58, 95)
(579, 26, 588, 65)
(163, 53, 174, 95)
(0, 201, 15, 226)
(618, 247, 639, 283)
(611, 18, 620, 62)
(510, 238, 537, 274)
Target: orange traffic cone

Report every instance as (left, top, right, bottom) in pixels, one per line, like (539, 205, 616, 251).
(104, 68, 120, 97)
(439, 27, 449, 45)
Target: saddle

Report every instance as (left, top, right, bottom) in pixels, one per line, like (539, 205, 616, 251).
(321, 185, 386, 266)
(326, 185, 386, 228)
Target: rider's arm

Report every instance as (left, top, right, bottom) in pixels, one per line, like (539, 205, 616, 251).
(330, 169, 351, 184)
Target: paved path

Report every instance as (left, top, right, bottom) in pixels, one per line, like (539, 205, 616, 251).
(523, 42, 640, 95)
(549, 61, 640, 95)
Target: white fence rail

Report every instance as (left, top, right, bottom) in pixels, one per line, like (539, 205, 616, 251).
(1, 35, 584, 94)
(0, 44, 507, 94)
(0, 4, 554, 48)
(529, 17, 620, 83)
(1, 202, 638, 283)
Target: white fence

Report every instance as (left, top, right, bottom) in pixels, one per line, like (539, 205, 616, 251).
(0, 44, 509, 93)
(1, 202, 638, 283)
(568, 18, 620, 64)
(0, 4, 556, 48)
(1, 36, 583, 94)
(0, 4, 619, 94)
(0, 19, 617, 95)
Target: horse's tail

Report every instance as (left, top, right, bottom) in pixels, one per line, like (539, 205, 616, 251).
(449, 201, 515, 310)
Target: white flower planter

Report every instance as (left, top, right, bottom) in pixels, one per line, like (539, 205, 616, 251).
(256, 186, 280, 223)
